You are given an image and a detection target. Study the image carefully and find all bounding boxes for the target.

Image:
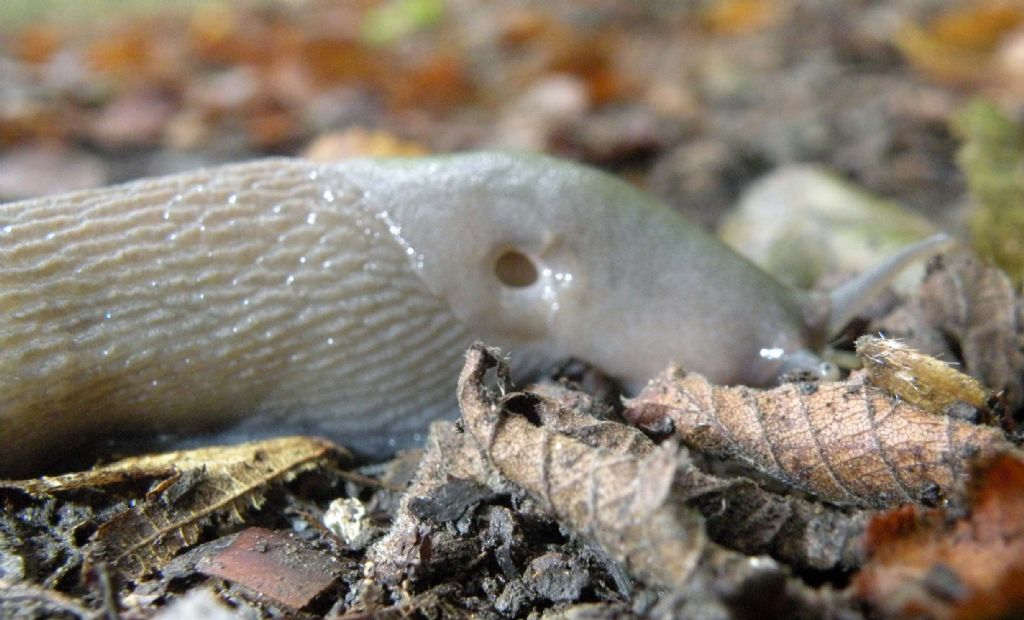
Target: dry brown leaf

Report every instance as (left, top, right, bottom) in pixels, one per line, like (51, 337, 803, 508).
(384, 51, 476, 111)
(856, 335, 992, 420)
(457, 344, 706, 589)
(873, 254, 1024, 414)
(20, 436, 348, 581)
(13, 23, 66, 65)
(362, 419, 497, 589)
(514, 383, 868, 571)
(84, 23, 157, 77)
(10, 436, 338, 495)
(626, 370, 1015, 508)
(853, 453, 1024, 620)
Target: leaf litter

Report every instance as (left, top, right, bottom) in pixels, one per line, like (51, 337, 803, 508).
(2, 265, 1021, 617)
(0, 436, 353, 617)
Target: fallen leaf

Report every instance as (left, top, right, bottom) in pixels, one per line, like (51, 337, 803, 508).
(9, 436, 349, 581)
(85, 23, 156, 77)
(12, 23, 65, 64)
(626, 369, 1015, 508)
(362, 418, 498, 589)
(385, 51, 475, 111)
(897, 3, 1024, 86)
(853, 453, 1024, 620)
(457, 344, 706, 589)
(513, 381, 869, 571)
(302, 127, 428, 162)
(0, 144, 107, 201)
(699, 0, 782, 36)
(86, 89, 177, 148)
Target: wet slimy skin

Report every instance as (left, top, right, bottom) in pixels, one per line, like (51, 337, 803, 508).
(0, 152, 948, 475)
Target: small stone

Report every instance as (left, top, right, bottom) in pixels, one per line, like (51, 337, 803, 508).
(323, 497, 375, 550)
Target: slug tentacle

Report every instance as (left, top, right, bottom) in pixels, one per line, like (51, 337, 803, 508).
(821, 233, 955, 338)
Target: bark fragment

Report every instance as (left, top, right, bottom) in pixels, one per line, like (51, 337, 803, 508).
(626, 369, 1015, 508)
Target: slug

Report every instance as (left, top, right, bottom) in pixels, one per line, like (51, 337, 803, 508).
(0, 152, 949, 476)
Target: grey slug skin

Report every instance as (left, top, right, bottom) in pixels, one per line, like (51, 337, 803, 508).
(0, 159, 473, 474)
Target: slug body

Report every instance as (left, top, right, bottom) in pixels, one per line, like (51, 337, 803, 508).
(0, 153, 938, 475)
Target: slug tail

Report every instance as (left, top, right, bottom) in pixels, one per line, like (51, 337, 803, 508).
(824, 233, 955, 338)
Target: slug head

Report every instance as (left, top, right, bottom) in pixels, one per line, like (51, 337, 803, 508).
(343, 153, 589, 343)
(340, 152, 814, 387)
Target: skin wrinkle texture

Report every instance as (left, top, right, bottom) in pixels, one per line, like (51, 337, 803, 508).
(0, 152, 946, 476)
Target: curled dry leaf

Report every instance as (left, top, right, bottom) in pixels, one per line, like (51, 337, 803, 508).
(11, 436, 342, 496)
(367, 387, 862, 614)
(626, 370, 1015, 508)
(856, 335, 992, 421)
(873, 253, 1024, 414)
(853, 453, 1024, 620)
(457, 344, 707, 589)
(9, 436, 346, 581)
(362, 417, 638, 617)
(515, 381, 868, 571)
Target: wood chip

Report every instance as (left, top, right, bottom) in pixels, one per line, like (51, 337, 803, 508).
(197, 527, 341, 609)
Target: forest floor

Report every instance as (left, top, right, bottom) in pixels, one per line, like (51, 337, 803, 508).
(2, 1, 1024, 618)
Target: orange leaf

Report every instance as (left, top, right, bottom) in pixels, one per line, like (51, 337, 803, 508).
(897, 3, 1024, 86)
(854, 454, 1024, 620)
(699, 0, 781, 36)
